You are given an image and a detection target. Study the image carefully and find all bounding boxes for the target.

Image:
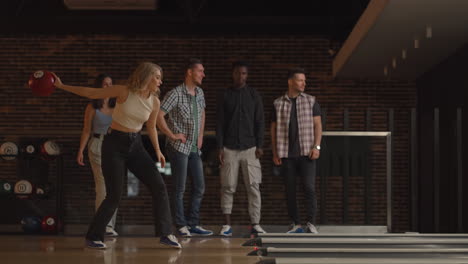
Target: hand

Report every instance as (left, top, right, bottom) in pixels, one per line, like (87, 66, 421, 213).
(172, 133, 187, 143)
(197, 136, 203, 149)
(50, 72, 63, 89)
(309, 148, 320, 160)
(157, 151, 166, 168)
(273, 154, 282, 166)
(77, 152, 85, 166)
(255, 148, 264, 159)
(218, 148, 224, 166)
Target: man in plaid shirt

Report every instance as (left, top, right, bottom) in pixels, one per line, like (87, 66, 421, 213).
(271, 68, 322, 234)
(157, 58, 213, 236)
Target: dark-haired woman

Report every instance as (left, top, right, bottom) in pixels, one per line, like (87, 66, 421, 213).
(77, 74, 119, 237)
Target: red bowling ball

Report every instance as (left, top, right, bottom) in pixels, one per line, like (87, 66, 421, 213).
(40, 140, 61, 161)
(41, 215, 58, 233)
(28, 70, 56, 96)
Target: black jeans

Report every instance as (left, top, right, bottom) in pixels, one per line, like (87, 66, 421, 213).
(281, 156, 317, 225)
(86, 129, 172, 241)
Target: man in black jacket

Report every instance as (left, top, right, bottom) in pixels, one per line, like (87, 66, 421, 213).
(216, 61, 266, 236)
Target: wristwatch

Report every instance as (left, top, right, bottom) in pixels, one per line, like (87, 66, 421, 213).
(313, 145, 321, 150)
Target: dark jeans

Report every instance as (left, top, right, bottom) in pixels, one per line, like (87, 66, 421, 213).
(167, 146, 205, 227)
(86, 129, 172, 241)
(281, 156, 317, 225)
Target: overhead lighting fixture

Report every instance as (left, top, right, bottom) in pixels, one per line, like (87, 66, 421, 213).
(392, 57, 397, 69)
(402, 49, 407, 60)
(384, 66, 388, 76)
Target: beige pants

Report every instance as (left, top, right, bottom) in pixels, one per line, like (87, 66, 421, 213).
(88, 136, 117, 228)
(220, 147, 262, 224)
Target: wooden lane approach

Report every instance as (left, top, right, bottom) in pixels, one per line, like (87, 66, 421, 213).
(252, 233, 468, 239)
(248, 248, 468, 258)
(256, 257, 468, 264)
(244, 237, 468, 248)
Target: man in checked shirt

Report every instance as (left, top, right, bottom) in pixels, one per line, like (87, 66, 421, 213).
(271, 67, 322, 234)
(157, 58, 213, 237)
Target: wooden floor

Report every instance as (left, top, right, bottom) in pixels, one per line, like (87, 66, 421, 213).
(0, 236, 259, 264)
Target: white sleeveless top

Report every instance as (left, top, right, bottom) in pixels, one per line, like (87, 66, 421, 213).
(112, 91, 154, 130)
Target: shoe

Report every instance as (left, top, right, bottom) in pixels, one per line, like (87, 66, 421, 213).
(306, 222, 318, 234)
(160, 235, 182, 249)
(177, 226, 192, 237)
(286, 224, 304, 233)
(85, 239, 107, 249)
(251, 224, 266, 234)
(105, 227, 119, 237)
(189, 225, 213, 236)
(219, 225, 232, 236)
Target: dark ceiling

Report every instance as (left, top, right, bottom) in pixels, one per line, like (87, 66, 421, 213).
(0, 0, 369, 41)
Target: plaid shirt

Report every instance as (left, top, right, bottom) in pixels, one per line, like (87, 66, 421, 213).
(273, 93, 316, 158)
(160, 83, 206, 155)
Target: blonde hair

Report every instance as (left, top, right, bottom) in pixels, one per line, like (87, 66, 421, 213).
(127, 62, 162, 96)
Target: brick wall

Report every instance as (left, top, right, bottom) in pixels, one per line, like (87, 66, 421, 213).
(0, 33, 415, 232)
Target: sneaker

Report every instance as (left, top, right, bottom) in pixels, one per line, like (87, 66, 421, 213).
(177, 226, 192, 237)
(251, 224, 266, 234)
(219, 225, 232, 236)
(306, 222, 318, 234)
(85, 239, 107, 249)
(105, 226, 119, 237)
(160, 235, 182, 249)
(189, 225, 213, 236)
(286, 224, 304, 233)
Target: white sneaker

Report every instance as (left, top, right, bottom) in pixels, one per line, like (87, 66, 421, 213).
(219, 225, 232, 236)
(105, 227, 119, 237)
(252, 224, 266, 234)
(177, 226, 192, 237)
(86, 239, 107, 249)
(160, 234, 182, 249)
(306, 222, 318, 234)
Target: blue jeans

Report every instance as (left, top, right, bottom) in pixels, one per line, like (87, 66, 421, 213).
(168, 147, 205, 227)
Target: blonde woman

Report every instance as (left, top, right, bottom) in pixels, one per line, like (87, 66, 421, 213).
(53, 62, 181, 249)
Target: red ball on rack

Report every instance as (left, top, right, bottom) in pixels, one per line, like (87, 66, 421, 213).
(41, 215, 58, 233)
(40, 140, 61, 161)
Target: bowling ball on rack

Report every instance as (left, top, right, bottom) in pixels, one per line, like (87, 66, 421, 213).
(41, 215, 59, 234)
(14, 180, 34, 199)
(40, 140, 61, 161)
(0, 142, 18, 161)
(20, 142, 38, 158)
(21, 216, 42, 234)
(0, 180, 13, 197)
(35, 182, 53, 199)
(28, 70, 56, 97)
